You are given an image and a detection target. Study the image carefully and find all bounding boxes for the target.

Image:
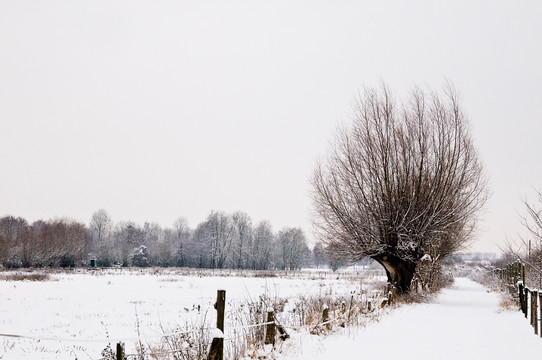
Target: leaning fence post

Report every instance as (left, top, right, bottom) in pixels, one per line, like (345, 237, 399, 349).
(208, 290, 226, 360)
(116, 342, 125, 360)
(265, 307, 275, 345)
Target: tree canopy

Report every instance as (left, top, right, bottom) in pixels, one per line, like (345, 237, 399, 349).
(312, 84, 487, 293)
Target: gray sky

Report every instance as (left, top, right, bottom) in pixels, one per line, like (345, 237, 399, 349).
(1, 1, 541, 253)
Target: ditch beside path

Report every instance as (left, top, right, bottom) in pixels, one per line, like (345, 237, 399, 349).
(279, 277, 542, 360)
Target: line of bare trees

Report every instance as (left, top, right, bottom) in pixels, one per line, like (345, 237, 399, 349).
(0, 217, 87, 268)
(0, 210, 311, 270)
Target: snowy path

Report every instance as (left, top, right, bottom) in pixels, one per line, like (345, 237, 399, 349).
(278, 278, 542, 359)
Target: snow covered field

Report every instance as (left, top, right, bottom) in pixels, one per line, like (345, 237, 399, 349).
(3, 269, 539, 360)
(0, 267, 385, 359)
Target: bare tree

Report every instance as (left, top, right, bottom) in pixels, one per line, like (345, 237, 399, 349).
(505, 190, 542, 288)
(232, 211, 253, 269)
(89, 209, 112, 244)
(312, 241, 326, 268)
(252, 220, 274, 270)
(312, 84, 487, 293)
(173, 217, 192, 267)
(192, 211, 236, 269)
(114, 221, 144, 266)
(276, 227, 310, 270)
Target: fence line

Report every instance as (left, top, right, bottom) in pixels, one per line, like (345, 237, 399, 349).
(495, 260, 542, 338)
(1, 286, 386, 360)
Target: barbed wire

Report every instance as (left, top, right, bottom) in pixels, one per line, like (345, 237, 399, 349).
(0, 320, 275, 344)
(226, 320, 274, 330)
(0, 328, 203, 343)
(280, 317, 340, 331)
(1, 304, 382, 360)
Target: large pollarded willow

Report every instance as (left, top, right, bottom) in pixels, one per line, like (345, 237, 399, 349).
(312, 84, 487, 293)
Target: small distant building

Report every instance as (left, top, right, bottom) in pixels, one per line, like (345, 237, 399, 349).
(88, 254, 97, 268)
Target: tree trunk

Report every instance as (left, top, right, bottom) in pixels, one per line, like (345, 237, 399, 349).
(374, 255, 417, 294)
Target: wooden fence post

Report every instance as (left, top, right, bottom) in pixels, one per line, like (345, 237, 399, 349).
(524, 286, 529, 319)
(216, 290, 226, 333)
(531, 291, 538, 335)
(208, 290, 226, 360)
(387, 283, 395, 305)
(116, 342, 124, 360)
(539, 292, 542, 339)
(533, 290, 536, 329)
(518, 283, 524, 314)
(535, 290, 540, 336)
(265, 308, 275, 345)
(207, 337, 224, 360)
(323, 304, 330, 330)
(529, 291, 534, 327)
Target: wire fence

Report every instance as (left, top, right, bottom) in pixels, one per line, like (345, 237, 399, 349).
(494, 260, 542, 338)
(0, 287, 387, 360)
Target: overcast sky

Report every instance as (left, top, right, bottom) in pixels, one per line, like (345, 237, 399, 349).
(1, 1, 541, 253)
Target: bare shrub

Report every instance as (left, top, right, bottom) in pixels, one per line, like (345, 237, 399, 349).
(252, 271, 277, 278)
(144, 315, 211, 360)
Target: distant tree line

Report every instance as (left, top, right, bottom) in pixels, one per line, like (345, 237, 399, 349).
(0, 210, 314, 270)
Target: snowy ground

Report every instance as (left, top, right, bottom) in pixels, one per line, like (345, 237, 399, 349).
(0, 267, 385, 359)
(275, 277, 542, 360)
(2, 270, 540, 360)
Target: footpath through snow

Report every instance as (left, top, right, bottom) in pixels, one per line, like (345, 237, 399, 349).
(276, 277, 542, 360)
